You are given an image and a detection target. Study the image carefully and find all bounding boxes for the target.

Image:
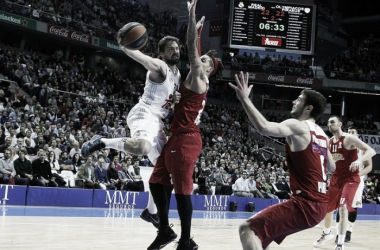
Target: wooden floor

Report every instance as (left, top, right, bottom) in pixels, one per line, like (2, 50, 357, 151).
(0, 207, 379, 250)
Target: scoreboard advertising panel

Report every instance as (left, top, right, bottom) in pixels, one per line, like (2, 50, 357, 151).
(228, 0, 316, 55)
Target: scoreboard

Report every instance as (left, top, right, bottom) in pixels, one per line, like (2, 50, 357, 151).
(228, 0, 316, 55)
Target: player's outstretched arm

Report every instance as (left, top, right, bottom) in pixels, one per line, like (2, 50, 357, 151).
(117, 30, 166, 76)
(186, 0, 207, 92)
(229, 72, 305, 138)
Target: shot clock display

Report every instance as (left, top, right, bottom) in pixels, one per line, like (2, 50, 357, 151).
(228, 0, 316, 55)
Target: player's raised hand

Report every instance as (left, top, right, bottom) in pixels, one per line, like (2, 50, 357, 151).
(229, 71, 253, 101)
(187, 0, 198, 13)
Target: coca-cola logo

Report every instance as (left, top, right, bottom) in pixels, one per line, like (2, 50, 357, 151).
(248, 73, 256, 79)
(268, 75, 285, 82)
(262, 37, 282, 47)
(71, 31, 90, 43)
(296, 78, 314, 84)
(49, 26, 69, 37)
(48, 25, 91, 43)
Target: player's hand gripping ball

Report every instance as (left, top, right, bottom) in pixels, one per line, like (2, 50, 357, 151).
(118, 22, 148, 50)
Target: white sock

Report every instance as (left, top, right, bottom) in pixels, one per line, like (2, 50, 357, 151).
(323, 227, 331, 235)
(147, 192, 157, 214)
(337, 234, 345, 244)
(101, 138, 126, 152)
(347, 222, 354, 232)
(335, 221, 340, 236)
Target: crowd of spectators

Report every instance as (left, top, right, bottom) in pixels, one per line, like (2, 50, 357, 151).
(1, 0, 178, 56)
(324, 37, 380, 83)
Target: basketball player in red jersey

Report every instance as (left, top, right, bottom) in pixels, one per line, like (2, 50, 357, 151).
(229, 72, 336, 250)
(334, 126, 372, 243)
(148, 0, 222, 249)
(313, 116, 375, 250)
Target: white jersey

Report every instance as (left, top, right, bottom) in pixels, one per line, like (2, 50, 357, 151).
(139, 64, 180, 119)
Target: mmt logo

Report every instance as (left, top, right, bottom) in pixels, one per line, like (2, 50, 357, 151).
(204, 195, 229, 211)
(104, 190, 139, 209)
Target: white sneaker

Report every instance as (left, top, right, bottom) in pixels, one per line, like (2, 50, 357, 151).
(335, 244, 344, 250)
(313, 232, 334, 248)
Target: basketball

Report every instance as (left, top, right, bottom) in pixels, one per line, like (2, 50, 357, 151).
(118, 22, 148, 50)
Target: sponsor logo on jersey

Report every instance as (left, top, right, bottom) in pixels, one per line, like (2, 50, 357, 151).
(331, 153, 345, 162)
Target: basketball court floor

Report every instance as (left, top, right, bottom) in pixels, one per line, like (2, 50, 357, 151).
(0, 206, 378, 249)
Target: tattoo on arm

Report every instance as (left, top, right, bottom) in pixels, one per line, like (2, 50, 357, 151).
(187, 6, 201, 74)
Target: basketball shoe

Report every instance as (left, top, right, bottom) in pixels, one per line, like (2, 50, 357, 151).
(345, 231, 351, 242)
(175, 238, 198, 250)
(81, 135, 105, 158)
(147, 224, 177, 250)
(140, 208, 160, 229)
(313, 231, 334, 247)
(335, 231, 351, 244)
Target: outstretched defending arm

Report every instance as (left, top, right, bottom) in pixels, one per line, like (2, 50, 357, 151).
(229, 72, 306, 138)
(186, 0, 207, 93)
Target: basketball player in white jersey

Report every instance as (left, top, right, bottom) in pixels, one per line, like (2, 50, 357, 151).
(334, 126, 372, 243)
(81, 34, 182, 229)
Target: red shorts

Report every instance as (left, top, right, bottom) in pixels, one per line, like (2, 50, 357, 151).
(247, 195, 327, 249)
(327, 174, 360, 212)
(149, 133, 202, 195)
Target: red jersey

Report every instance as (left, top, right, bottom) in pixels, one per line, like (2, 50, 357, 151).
(285, 120, 329, 203)
(329, 133, 359, 179)
(169, 84, 207, 135)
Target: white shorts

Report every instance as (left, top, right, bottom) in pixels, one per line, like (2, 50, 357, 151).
(127, 103, 167, 165)
(352, 177, 365, 208)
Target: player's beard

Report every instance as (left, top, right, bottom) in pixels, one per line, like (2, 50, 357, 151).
(165, 54, 179, 66)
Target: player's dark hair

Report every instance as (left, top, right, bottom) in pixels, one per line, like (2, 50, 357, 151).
(158, 36, 180, 54)
(329, 115, 343, 123)
(301, 89, 326, 120)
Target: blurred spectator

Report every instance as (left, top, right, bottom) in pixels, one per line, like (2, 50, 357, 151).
(214, 166, 233, 195)
(31, 150, 59, 187)
(247, 173, 264, 198)
(13, 148, 32, 185)
(118, 159, 144, 191)
(94, 157, 111, 190)
(107, 161, 122, 190)
(76, 156, 101, 189)
(0, 148, 15, 184)
(232, 171, 253, 197)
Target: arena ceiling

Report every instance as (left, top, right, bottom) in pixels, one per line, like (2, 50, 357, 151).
(337, 0, 380, 38)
